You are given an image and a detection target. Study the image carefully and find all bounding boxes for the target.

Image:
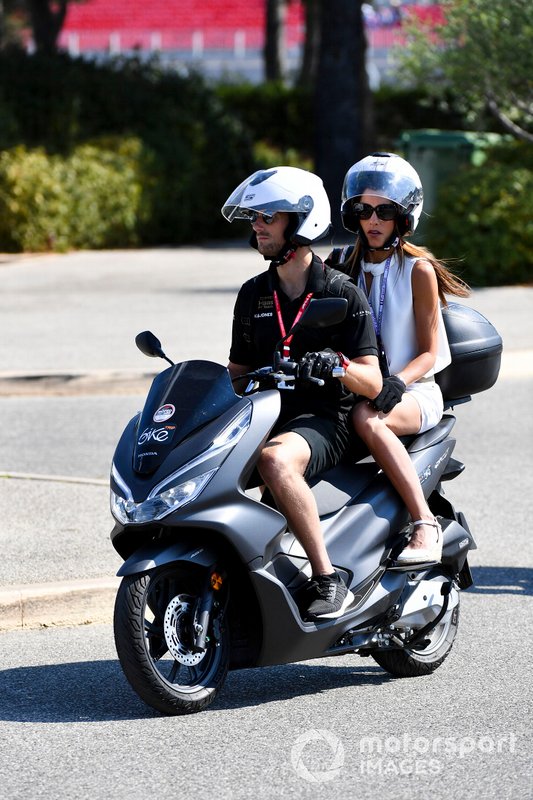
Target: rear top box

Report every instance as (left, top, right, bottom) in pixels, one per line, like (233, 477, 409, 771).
(436, 303, 503, 401)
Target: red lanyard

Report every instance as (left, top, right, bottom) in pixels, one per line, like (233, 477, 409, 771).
(273, 290, 313, 358)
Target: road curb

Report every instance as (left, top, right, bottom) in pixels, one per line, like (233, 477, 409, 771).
(0, 576, 121, 632)
(0, 348, 530, 398)
(0, 369, 157, 397)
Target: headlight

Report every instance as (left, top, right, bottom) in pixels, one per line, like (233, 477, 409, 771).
(110, 403, 251, 526)
(111, 469, 216, 525)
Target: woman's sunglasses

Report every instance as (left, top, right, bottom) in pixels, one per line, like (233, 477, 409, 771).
(237, 209, 278, 225)
(351, 202, 398, 221)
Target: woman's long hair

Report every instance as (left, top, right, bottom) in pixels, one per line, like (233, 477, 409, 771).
(342, 236, 470, 305)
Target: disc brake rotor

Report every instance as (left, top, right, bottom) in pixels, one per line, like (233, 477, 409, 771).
(163, 594, 206, 666)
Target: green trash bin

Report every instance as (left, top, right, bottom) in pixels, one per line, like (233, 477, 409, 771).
(399, 129, 507, 237)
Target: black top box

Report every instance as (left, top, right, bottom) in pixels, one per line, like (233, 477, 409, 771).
(436, 302, 503, 402)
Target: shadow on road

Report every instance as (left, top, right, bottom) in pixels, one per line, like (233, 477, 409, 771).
(469, 565, 533, 596)
(0, 659, 391, 722)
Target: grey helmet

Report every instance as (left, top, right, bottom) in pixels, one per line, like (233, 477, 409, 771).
(341, 152, 423, 237)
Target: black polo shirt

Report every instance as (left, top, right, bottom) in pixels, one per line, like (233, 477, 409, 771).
(229, 255, 378, 420)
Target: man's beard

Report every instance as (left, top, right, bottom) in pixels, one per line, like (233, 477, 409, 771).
(257, 239, 280, 258)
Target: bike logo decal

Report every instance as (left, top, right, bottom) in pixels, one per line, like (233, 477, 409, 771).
(434, 447, 450, 470)
(153, 404, 175, 423)
(138, 427, 170, 445)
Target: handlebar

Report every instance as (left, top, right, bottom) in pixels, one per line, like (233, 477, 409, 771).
(235, 362, 346, 394)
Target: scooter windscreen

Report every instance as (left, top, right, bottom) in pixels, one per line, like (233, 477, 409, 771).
(133, 360, 240, 474)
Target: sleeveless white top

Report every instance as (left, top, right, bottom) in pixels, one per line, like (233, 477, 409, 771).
(358, 251, 451, 382)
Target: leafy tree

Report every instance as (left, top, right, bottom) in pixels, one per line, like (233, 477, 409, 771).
(0, 0, 82, 53)
(0, 0, 26, 47)
(400, 0, 533, 143)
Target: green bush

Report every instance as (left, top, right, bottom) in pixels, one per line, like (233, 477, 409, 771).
(0, 140, 144, 251)
(0, 49, 255, 247)
(423, 142, 533, 286)
(0, 147, 69, 251)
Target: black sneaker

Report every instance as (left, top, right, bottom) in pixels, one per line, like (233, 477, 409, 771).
(305, 571, 354, 621)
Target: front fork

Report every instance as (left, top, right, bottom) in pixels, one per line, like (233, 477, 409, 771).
(191, 567, 227, 652)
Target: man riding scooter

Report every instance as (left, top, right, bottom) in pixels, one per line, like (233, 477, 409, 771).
(222, 166, 382, 620)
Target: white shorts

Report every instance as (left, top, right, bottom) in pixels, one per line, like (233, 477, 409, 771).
(406, 379, 444, 433)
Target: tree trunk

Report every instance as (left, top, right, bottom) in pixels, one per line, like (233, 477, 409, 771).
(264, 0, 287, 82)
(27, 0, 68, 54)
(314, 0, 373, 240)
(297, 0, 321, 89)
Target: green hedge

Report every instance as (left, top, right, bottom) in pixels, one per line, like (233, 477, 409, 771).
(424, 142, 533, 286)
(0, 47, 528, 282)
(0, 49, 255, 249)
(215, 81, 485, 160)
(0, 139, 146, 251)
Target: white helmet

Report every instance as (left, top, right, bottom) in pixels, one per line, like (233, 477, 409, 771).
(341, 152, 423, 236)
(222, 166, 331, 245)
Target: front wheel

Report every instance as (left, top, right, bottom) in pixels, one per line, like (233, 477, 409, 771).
(371, 597, 460, 678)
(114, 566, 229, 715)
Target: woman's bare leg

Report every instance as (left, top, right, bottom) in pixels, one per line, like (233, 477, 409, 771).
(352, 397, 437, 549)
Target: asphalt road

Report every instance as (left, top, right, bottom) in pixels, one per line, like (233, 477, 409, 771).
(0, 597, 530, 800)
(0, 248, 531, 799)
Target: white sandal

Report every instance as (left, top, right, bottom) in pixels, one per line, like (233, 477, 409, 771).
(396, 518, 443, 564)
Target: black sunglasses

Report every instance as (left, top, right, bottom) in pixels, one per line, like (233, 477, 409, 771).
(237, 209, 278, 225)
(352, 202, 398, 221)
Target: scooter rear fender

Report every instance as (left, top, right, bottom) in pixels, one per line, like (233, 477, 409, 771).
(441, 518, 477, 572)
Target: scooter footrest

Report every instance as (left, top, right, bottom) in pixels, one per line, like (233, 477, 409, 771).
(386, 560, 439, 572)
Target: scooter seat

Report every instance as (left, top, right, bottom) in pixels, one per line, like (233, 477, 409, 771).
(405, 414, 455, 453)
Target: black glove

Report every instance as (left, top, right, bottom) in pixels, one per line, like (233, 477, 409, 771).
(372, 375, 406, 413)
(299, 349, 342, 382)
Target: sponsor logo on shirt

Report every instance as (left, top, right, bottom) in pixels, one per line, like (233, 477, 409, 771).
(258, 296, 273, 310)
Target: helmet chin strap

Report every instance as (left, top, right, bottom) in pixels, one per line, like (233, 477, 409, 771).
(249, 214, 300, 267)
(268, 242, 298, 267)
(359, 227, 400, 253)
(248, 231, 298, 266)
(365, 237, 399, 253)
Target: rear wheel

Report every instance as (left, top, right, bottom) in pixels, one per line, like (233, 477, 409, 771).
(114, 566, 229, 715)
(371, 598, 460, 677)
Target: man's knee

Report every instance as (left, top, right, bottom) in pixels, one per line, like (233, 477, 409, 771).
(258, 441, 283, 478)
(352, 400, 373, 434)
(258, 435, 308, 483)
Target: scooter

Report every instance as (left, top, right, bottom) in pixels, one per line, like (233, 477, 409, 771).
(110, 298, 502, 715)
